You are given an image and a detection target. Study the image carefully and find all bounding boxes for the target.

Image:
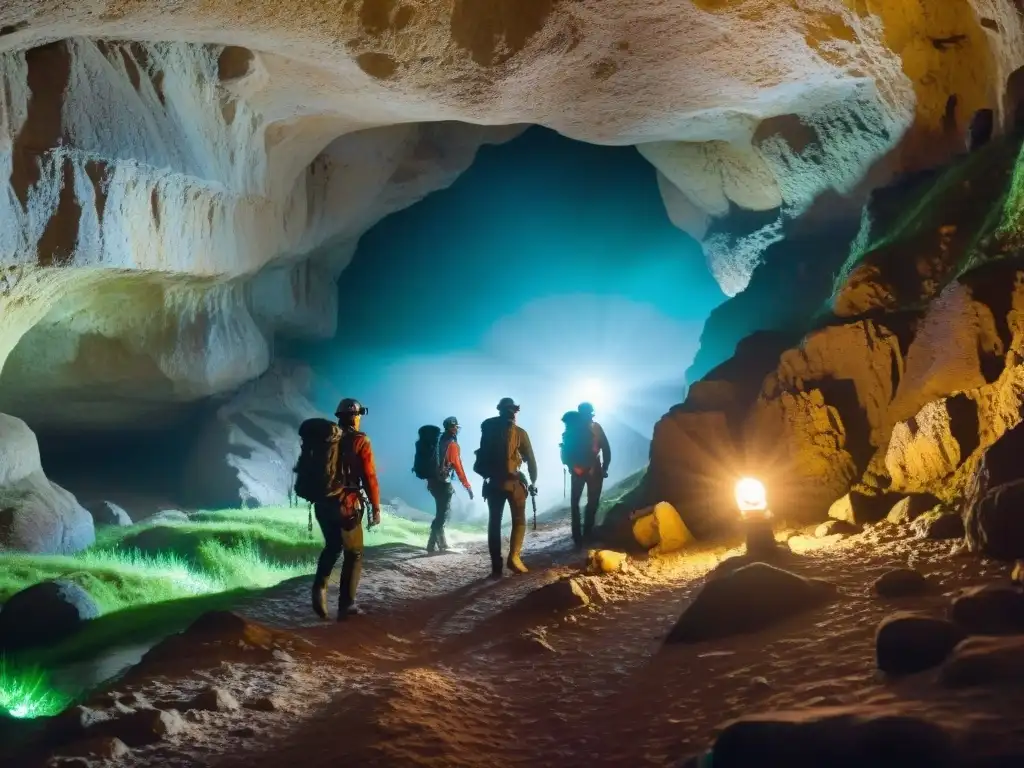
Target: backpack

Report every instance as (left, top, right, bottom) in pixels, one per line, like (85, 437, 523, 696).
(413, 425, 443, 481)
(294, 418, 343, 503)
(561, 412, 597, 469)
(473, 418, 521, 479)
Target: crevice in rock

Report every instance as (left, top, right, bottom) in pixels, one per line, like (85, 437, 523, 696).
(946, 393, 980, 466)
(11, 41, 72, 208)
(36, 156, 82, 267)
(810, 376, 874, 473)
(217, 46, 254, 81)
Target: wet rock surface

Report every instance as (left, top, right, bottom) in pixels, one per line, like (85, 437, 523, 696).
(949, 585, 1024, 635)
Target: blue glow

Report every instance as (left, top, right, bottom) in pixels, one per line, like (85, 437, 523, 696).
(291, 126, 726, 515)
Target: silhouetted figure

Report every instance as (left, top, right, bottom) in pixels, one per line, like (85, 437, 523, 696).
(474, 397, 537, 578)
(299, 398, 381, 621)
(426, 416, 473, 553)
(560, 402, 611, 548)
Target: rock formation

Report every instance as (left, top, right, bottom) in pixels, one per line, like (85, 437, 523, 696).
(644, 131, 1024, 536)
(2, 3, 1024, 550)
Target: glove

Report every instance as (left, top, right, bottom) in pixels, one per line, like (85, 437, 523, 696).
(466, 487, 474, 501)
(603, 470, 609, 479)
(370, 507, 381, 527)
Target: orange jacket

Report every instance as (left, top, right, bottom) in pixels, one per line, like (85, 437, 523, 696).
(345, 431, 381, 509)
(441, 436, 472, 489)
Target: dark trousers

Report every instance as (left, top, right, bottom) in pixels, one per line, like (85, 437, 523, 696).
(486, 482, 527, 570)
(427, 481, 454, 551)
(570, 470, 604, 544)
(313, 502, 364, 609)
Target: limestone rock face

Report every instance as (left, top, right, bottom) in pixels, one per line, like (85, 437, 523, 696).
(181, 361, 325, 509)
(0, 413, 93, 553)
(0, 2, 1021, 432)
(648, 133, 1024, 534)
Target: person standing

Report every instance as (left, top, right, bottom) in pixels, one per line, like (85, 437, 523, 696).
(562, 401, 611, 548)
(426, 416, 474, 553)
(474, 397, 537, 578)
(304, 398, 381, 621)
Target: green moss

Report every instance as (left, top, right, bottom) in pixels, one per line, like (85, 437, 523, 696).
(0, 507, 483, 618)
(0, 658, 72, 719)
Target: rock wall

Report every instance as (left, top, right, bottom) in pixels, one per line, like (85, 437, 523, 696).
(181, 361, 326, 509)
(0, 412, 93, 553)
(647, 134, 1024, 534)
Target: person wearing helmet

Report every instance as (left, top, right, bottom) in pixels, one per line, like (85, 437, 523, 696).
(311, 397, 381, 621)
(426, 416, 474, 553)
(474, 397, 538, 578)
(564, 401, 611, 548)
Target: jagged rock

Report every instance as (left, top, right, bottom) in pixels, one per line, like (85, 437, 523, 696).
(941, 635, 1024, 687)
(1013, 561, 1024, 584)
(911, 508, 965, 540)
(886, 494, 942, 525)
(181, 362, 326, 508)
(709, 705, 960, 767)
(513, 576, 608, 615)
(186, 687, 240, 713)
(815, 519, 860, 538)
(667, 563, 836, 643)
(828, 488, 905, 527)
(949, 585, 1024, 635)
(0, 414, 94, 554)
(245, 696, 283, 713)
(102, 708, 186, 747)
(586, 549, 627, 575)
(0, 580, 99, 650)
(123, 611, 311, 681)
(873, 568, 930, 598)
(875, 612, 964, 675)
(83, 500, 132, 527)
(57, 736, 130, 760)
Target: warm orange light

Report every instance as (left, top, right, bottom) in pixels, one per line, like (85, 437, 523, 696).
(735, 477, 767, 513)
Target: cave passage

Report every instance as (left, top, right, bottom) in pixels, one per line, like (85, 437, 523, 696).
(289, 126, 727, 514)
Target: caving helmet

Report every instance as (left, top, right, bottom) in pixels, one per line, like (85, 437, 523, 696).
(442, 416, 460, 432)
(496, 397, 520, 414)
(335, 398, 368, 417)
(578, 402, 595, 418)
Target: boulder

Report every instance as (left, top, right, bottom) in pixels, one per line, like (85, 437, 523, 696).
(586, 549, 628, 575)
(0, 580, 99, 650)
(885, 494, 942, 525)
(875, 612, 964, 675)
(630, 501, 693, 556)
(184, 687, 240, 713)
(966, 479, 1024, 560)
(873, 568, 930, 598)
(57, 736, 130, 761)
(667, 563, 836, 643)
(911, 508, 965, 540)
(83, 501, 132, 528)
(964, 422, 1024, 558)
(0, 414, 94, 554)
(512, 576, 608, 615)
(940, 635, 1024, 687)
(815, 519, 860, 538)
(949, 585, 1024, 635)
(709, 705, 960, 767)
(145, 509, 190, 524)
(828, 488, 905, 526)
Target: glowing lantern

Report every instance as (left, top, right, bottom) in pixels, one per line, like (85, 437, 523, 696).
(735, 477, 768, 515)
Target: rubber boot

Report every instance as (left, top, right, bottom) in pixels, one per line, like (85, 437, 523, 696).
(311, 582, 328, 620)
(426, 528, 438, 553)
(337, 603, 363, 621)
(506, 525, 528, 574)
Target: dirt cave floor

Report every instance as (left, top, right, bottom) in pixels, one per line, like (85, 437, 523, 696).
(40, 520, 1024, 766)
